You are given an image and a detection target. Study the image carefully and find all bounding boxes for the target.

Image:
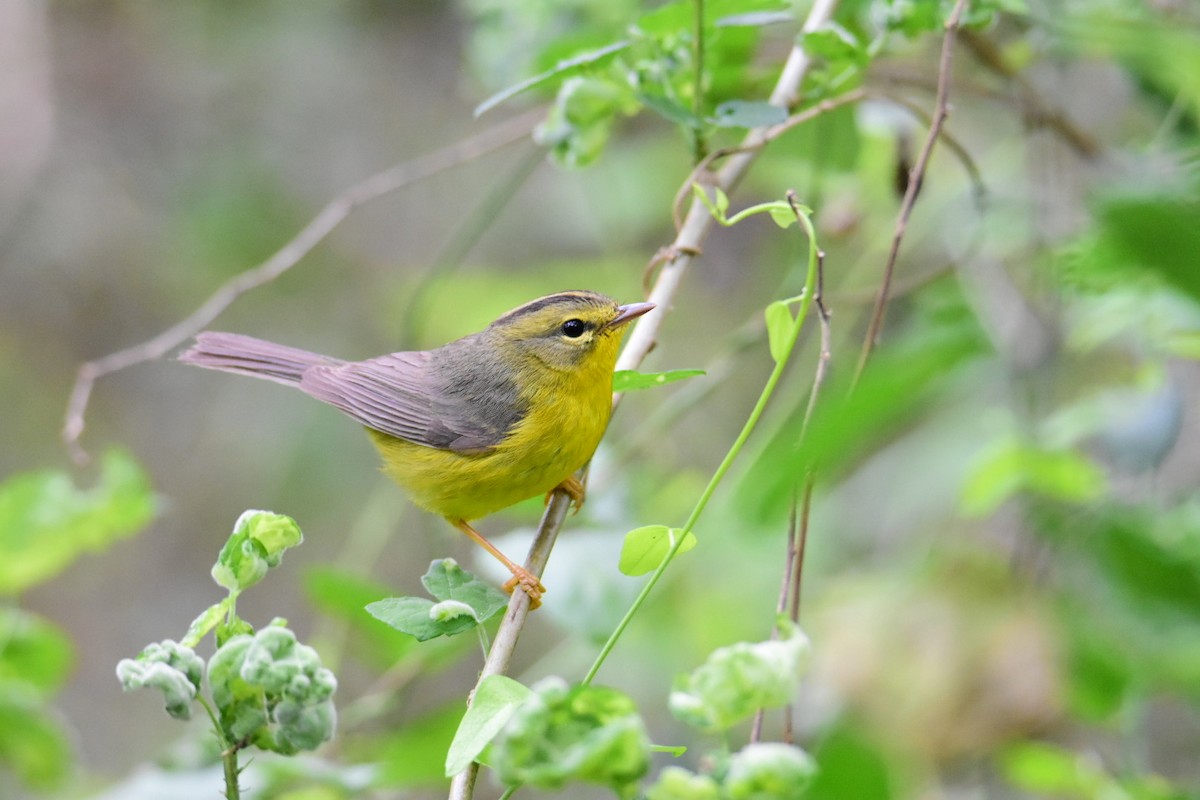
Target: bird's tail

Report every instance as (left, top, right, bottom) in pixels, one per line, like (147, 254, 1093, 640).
(178, 332, 343, 387)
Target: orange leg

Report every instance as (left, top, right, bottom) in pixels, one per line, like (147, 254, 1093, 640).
(545, 475, 586, 515)
(451, 519, 545, 609)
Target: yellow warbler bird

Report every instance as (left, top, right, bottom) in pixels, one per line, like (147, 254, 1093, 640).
(179, 290, 654, 607)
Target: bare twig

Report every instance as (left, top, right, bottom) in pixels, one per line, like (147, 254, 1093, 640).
(61, 109, 543, 464)
(855, 0, 970, 382)
(870, 89, 987, 210)
(450, 2, 844, 797)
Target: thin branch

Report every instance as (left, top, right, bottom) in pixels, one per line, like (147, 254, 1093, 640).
(855, 0, 970, 383)
(869, 89, 987, 211)
(449, 2, 843, 798)
(61, 109, 543, 464)
(447, 489, 572, 800)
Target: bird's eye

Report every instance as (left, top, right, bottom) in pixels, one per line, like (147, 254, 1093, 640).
(561, 319, 587, 338)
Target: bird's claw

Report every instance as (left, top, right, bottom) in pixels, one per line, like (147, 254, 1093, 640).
(502, 568, 545, 610)
(545, 476, 586, 515)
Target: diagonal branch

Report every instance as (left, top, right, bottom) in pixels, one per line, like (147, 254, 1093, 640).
(61, 109, 543, 464)
(855, 0, 971, 382)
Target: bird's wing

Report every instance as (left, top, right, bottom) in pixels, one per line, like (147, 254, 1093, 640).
(298, 351, 510, 453)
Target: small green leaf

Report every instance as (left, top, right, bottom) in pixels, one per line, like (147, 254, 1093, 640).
(1001, 741, 1098, 794)
(619, 525, 697, 576)
(180, 600, 229, 649)
(639, 92, 705, 128)
(0, 449, 155, 595)
(711, 100, 788, 129)
(0, 694, 72, 791)
(768, 205, 797, 228)
(445, 675, 532, 777)
(366, 560, 507, 642)
(764, 301, 796, 364)
(1164, 330, 1200, 359)
(422, 558, 509, 617)
(613, 369, 706, 392)
(960, 440, 1107, 517)
(0, 609, 72, 695)
(714, 187, 730, 216)
(474, 40, 630, 117)
(366, 597, 474, 642)
(211, 510, 303, 593)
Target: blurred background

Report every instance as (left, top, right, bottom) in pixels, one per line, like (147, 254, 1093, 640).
(2, 0, 1200, 798)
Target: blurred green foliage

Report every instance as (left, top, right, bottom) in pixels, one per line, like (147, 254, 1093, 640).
(2, 0, 1200, 797)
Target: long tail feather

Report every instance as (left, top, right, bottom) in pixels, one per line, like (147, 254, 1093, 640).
(178, 332, 342, 387)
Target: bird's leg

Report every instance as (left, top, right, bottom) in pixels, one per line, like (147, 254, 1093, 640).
(451, 519, 545, 609)
(545, 475, 586, 515)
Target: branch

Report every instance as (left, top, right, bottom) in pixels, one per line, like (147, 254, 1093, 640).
(449, 2, 843, 798)
(61, 109, 543, 464)
(855, 0, 970, 382)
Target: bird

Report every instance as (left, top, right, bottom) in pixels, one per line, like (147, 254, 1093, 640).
(179, 290, 654, 607)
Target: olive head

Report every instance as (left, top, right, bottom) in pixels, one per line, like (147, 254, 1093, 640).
(489, 290, 654, 373)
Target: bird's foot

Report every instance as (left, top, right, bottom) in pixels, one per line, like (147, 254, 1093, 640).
(545, 476, 586, 515)
(502, 567, 545, 610)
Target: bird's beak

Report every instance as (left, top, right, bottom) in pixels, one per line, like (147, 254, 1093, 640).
(605, 302, 655, 330)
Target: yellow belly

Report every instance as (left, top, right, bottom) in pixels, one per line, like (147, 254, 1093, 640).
(366, 377, 611, 522)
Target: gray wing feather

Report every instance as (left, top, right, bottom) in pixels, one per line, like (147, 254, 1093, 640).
(299, 350, 515, 453)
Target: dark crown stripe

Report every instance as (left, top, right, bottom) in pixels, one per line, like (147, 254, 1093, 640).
(490, 290, 609, 326)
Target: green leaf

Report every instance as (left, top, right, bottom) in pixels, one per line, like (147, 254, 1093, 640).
(365, 561, 506, 641)
(1095, 190, 1200, 303)
(0, 609, 72, 696)
(535, 76, 636, 168)
(613, 369, 706, 392)
(619, 525, 697, 576)
(763, 300, 796, 364)
(740, 326, 986, 520)
(489, 677, 651, 793)
(474, 40, 630, 117)
(421, 558, 509, 613)
(767, 205, 797, 228)
(1001, 741, 1099, 795)
(669, 619, 811, 732)
(366, 597, 471, 642)
(0, 693, 72, 791)
(445, 674, 532, 777)
(803, 725, 894, 800)
(636, 0, 789, 35)
(639, 92, 705, 128)
(0, 449, 156, 595)
(710, 100, 787, 129)
(801, 23, 868, 69)
(180, 600, 229, 649)
(211, 510, 303, 593)
(960, 440, 1106, 517)
(714, 187, 730, 216)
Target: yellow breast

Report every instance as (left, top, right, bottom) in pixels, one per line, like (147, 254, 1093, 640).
(367, 356, 613, 522)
